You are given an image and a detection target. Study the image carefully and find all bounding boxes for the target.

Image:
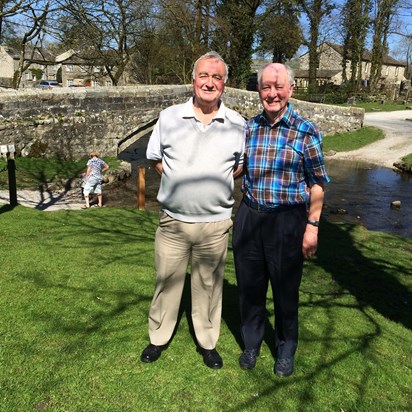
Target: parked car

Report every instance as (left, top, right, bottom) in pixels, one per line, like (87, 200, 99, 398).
(35, 80, 62, 89)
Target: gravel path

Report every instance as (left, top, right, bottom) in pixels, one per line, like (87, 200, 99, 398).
(2, 110, 411, 211)
(328, 110, 412, 168)
(0, 188, 85, 211)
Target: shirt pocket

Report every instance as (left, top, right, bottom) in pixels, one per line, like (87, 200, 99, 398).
(273, 143, 303, 172)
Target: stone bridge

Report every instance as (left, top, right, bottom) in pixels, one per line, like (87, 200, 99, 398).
(0, 85, 364, 161)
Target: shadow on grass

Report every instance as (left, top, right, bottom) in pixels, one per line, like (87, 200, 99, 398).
(317, 219, 411, 330)
(0, 204, 16, 214)
(5, 208, 411, 411)
(174, 276, 245, 352)
(222, 218, 411, 410)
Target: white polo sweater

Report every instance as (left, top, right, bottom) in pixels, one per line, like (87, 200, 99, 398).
(146, 98, 245, 222)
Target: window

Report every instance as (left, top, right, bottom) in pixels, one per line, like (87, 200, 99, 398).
(105, 80, 112, 87)
(365, 63, 369, 73)
(395, 67, 399, 76)
(67, 79, 73, 87)
(66, 65, 73, 72)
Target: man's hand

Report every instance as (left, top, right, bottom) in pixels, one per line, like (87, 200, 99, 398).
(150, 160, 163, 176)
(233, 165, 243, 179)
(302, 225, 318, 259)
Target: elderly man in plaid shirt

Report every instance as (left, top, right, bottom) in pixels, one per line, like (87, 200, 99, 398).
(233, 63, 330, 377)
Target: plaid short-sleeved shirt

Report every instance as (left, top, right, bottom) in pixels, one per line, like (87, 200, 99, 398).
(242, 103, 330, 206)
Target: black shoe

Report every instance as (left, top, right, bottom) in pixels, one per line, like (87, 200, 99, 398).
(274, 357, 294, 377)
(239, 348, 260, 369)
(140, 343, 164, 363)
(197, 347, 223, 369)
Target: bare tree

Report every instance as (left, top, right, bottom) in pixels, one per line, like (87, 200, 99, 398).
(152, 0, 211, 83)
(0, 1, 51, 89)
(0, 1, 35, 43)
(55, 0, 153, 86)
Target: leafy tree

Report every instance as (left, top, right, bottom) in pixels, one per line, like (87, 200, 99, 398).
(297, 0, 334, 92)
(256, 0, 302, 63)
(341, 0, 372, 91)
(212, 0, 263, 88)
(369, 0, 399, 90)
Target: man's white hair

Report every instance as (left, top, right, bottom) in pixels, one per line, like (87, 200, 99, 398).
(192, 51, 229, 83)
(257, 63, 295, 87)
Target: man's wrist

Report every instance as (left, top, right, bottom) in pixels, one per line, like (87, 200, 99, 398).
(307, 219, 319, 227)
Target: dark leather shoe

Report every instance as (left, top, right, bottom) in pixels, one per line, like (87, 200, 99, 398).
(197, 347, 223, 369)
(239, 348, 260, 369)
(274, 356, 294, 377)
(140, 343, 164, 363)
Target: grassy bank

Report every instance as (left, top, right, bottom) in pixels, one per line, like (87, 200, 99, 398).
(323, 126, 385, 153)
(323, 126, 412, 168)
(1, 205, 411, 411)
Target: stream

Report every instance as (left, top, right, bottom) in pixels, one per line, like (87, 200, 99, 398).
(323, 159, 412, 238)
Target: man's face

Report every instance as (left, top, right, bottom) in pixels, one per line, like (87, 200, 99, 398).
(192, 58, 226, 108)
(259, 64, 294, 121)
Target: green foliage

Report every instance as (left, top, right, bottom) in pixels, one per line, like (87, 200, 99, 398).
(30, 67, 44, 80)
(0, 207, 411, 411)
(340, 0, 371, 91)
(56, 67, 62, 83)
(323, 126, 384, 152)
(256, 1, 302, 63)
(401, 153, 412, 164)
(212, 0, 262, 88)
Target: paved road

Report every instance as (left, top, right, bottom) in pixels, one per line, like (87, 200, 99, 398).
(330, 110, 412, 168)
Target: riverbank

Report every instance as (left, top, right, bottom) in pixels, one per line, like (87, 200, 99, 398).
(326, 110, 412, 169)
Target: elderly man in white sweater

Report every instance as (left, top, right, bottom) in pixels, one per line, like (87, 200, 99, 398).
(141, 51, 245, 369)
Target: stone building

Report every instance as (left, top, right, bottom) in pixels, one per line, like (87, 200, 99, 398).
(296, 42, 406, 92)
(56, 50, 117, 88)
(0, 46, 119, 89)
(0, 45, 60, 89)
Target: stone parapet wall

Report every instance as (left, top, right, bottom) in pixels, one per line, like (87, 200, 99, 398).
(0, 86, 193, 159)
(0, 86, 364, 160)
(223, 88, 364, 135)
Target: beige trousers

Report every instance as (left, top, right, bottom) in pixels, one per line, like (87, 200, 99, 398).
(148, 213, 232, 350)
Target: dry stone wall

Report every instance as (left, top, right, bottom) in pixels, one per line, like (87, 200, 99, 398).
(0, 85, 364, 160)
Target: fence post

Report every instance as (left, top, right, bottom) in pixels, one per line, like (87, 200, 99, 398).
(1, 143, 17, 206)
(137, 166, 145, 210)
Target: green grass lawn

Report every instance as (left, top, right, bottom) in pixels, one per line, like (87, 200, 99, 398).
(323, 126, 385, 153)
(1, 205, 411, 411)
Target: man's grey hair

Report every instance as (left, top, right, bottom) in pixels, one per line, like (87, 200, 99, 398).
(192, 51, 229, 83)
(257, 63, 295, 87)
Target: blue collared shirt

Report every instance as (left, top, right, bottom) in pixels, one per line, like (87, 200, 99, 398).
(242, 103, 330, 206)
